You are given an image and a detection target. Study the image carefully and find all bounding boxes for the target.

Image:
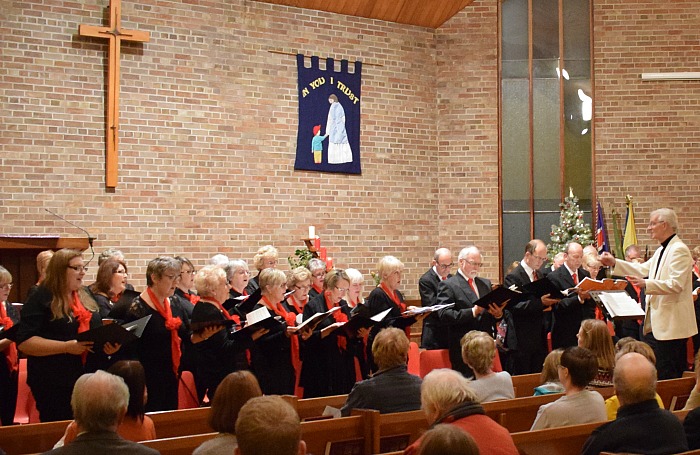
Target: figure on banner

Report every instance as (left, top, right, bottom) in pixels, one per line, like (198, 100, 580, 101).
(326, 94, 353, 164)
(311, 125, 327, 164)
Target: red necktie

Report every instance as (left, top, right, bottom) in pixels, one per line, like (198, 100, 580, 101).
(572, 272, 579, 285)
(468, 277, 479, 297)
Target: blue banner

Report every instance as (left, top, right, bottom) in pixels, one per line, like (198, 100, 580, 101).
(295, 54, 361, 174)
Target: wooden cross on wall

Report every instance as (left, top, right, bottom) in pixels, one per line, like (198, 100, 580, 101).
(79, 0, 149, 189)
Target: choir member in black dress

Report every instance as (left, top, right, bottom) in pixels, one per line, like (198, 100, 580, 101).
(17, 249, 119, 422)
(88, 258, 128, 318)
(223, 259, 251, 316)
(300, 269, 365, 398)
(250, 268, 305, 395)
(245, 245, 278, 295)
(307, 258, 327, 300)
(0, 266, 19, 426)
(173, 256, 198, 318)
(345, 267, 371, 379)
(123, 256, 190, 412)
(365, 256, 423, 373)
(190, 266, 267, 401)
(285, 266, 312, 316)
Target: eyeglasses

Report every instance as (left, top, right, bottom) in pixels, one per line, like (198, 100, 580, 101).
(181, 269, 195, 275)
(115, 269, 127, 275)
(465, 261, 483, 267)
(335, 287, 348, 293)
(649, 220, 665, 227)
(294, 284, 311, 291)
(312, 272, 326, 278)
(437, 263, 453, 269)
(67, 265, 88, 273)
(0, 283, 12, 290)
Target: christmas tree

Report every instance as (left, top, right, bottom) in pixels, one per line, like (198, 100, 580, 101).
(548, 190, 594, 257)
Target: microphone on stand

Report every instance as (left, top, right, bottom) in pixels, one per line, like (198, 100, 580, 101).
(44, 209, 96, 266)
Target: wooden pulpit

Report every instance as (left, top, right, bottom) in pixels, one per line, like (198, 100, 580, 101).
(0, 236, 90, 303)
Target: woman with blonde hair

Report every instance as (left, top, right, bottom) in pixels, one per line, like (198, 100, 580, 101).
(286, 266, 312, 315)
(577, 318, 615, 387)
(250, 268, 305, 395)
(246, 245, 278, 294)
(17, 249, 118, 422)
(461, 331, 514, 402)
(533, 349, 565, 395)
(365, 256, 422, 372)
(0, 266, 19, 426)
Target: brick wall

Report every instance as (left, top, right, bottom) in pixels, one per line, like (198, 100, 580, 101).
(0, 0, 446, 295)
(594, 0, 700, 252)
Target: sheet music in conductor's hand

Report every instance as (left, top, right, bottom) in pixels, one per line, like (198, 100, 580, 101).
(598, 292, 645, 318)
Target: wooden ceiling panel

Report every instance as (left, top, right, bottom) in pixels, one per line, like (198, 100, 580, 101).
(250, 0, 475, 28)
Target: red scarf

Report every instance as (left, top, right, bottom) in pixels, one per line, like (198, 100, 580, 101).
(182, 290, 201, 305)
(71, 291, 93, 364)
(379, 283, 409, 336)
(324, 292, 349, 351)
(261, 296, 301, 376)
(312, 283, 323, 295)
(146, 288, 182, 376)
(207, 297, 240, 325)
(287, 294, 307, 315)
(0, 302, 17, 373)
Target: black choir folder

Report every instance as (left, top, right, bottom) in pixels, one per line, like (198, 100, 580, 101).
(335, 307, 392, 337)
(292, 307, 341, 333)
(233, 288, 263, 315)
(473, 286, 522, 310)
(76, 315, 151, 352)
(231, 306, 285, 341)
(520, 278, 567, 299)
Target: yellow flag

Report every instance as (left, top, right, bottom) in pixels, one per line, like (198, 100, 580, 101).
(623, 195, 637, 252)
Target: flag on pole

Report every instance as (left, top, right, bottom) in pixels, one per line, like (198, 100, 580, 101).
(595, 201, 610, 254)
(623, 195, 638, 252)
(611, 208, 624, 259)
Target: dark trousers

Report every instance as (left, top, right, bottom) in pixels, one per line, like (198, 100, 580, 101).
(0, 364, 17, 426)
(654, 337, 688, 380)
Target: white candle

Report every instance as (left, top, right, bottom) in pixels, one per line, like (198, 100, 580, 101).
(308, 226, 315, 239)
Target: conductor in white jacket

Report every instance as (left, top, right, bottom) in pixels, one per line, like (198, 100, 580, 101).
(601, 208, 697, 379)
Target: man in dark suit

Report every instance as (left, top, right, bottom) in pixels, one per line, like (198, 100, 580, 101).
(42, 370, 159, 455)
(437, 246, 504, 377)
(419, 247, 453, 349)
(503, 239, 559, 375)
(548, 242, 596, 349)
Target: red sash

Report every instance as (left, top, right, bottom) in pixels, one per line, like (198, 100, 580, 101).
(287, 294, 307, 315)
(146, 288, 182, 376)
(261, 296, 301, 377)
(312, 283, 323, 295)
(71, 291, 93, 364)
(379, 283, 409, 336)
(207, 297, 240, 325)
(183, 290, 201, 305)
(0, 302, 17, 373)
(324, 292, 349, 351)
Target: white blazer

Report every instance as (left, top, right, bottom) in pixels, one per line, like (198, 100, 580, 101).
(613, 235, 698, 340)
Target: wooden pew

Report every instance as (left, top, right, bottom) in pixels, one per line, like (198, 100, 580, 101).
(141, 432, 218, 455)
(657, 376, 695, 409)
(149, 406, 212, 438)
(374, 409, 429, 453)
(281, 394, 348, 420)
(511, 421, 605, 455)
(302, 412, 373, 455)
(511, 373, 543, 398)
(0, 419, 70, 455)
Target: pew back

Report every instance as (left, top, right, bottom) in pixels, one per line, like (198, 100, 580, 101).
(149, 406, 211, 438)
(141, 432, 218, 455)
(511, 421, 604, 455)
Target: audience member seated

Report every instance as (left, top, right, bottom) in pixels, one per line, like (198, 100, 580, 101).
(530, 346, 606, 430)
(403, 368, 518, 455)
(41, 370, 158, 455)
(193, 371, 263, 455)
(604, 341, 664, 420)
(582, 353, 689, 455)
(58, 360, 156, 446)
(684, 352, 700, 411)
(341, 327, 422, 416)
(418, 423, 480, 455)
(533, 348, 565, 396)
(235, 395, 306, 455)
(460, 331, 514, 402)
(577, 319, 615, 387)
